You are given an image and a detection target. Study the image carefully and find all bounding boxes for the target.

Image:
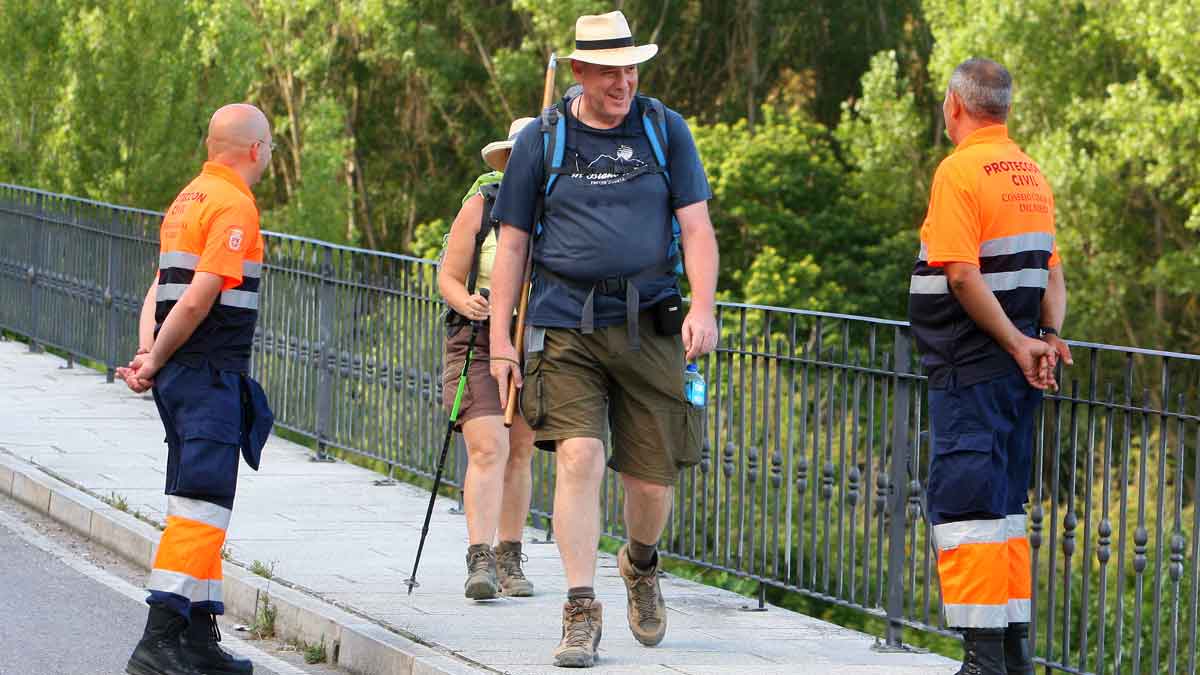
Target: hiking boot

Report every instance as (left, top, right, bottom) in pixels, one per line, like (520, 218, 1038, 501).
(1003, 622, 1033, 675)
(464, 543, 498, 600)
(957, 627, 1006, 675)
(553, 598, 603, 668)
(181, 610, 253, 674)
(495, 541, 534, 597)
(125, 605, 205, 675)
(617, 544, 667, 646)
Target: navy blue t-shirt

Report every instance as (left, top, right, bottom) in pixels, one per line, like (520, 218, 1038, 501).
(492, 96, 712, 329)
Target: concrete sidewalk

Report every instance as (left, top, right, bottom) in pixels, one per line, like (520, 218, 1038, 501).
(0, 339, 957, 674)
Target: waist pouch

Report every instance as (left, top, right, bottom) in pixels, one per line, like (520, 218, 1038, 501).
(652, 294, 684, 336)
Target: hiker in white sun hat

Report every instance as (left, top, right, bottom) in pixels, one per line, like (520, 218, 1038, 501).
(487, 8, 720, 669)
(436, 115, 538, 603)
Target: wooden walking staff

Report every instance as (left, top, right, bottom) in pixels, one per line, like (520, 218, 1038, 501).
(505, 53, 557, 428)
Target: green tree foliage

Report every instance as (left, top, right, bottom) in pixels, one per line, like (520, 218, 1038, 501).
(3, 0, 1200, 354)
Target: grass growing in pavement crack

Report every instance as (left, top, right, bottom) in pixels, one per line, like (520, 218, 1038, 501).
(106, 491, 129, 512)
(249, 559, 275, 579)
(303, 639, 327, 664)
(251, 595, 276, 639)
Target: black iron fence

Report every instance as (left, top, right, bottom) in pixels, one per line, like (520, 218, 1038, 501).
(2, 182, 1197, 674)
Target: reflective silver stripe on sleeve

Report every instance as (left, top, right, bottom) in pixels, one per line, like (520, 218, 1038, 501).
(159, 251, 200, 270)
(982, 268, 1049, 292)
(909, 275, 949, 295)
(242, 261, 263, 278)
(918, 242, 928, 262)
(220, 289, 259, 310)
(167, 495, 232, 531)
(156, 283, 188, 302)
(979, 232, 1055, 258)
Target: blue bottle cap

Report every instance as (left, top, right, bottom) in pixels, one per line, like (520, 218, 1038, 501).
(686, 363, 699, 373)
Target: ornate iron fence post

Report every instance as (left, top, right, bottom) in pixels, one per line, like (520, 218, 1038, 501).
(103, 229, 119, 382)
(314, 247, 336, 462)
(883, 326, 913, 649)
(27, 192, 44, 353)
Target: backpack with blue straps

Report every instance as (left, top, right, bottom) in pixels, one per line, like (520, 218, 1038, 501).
(532, 93, 684, 350)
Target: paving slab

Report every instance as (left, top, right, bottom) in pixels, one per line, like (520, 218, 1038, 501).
(0, 339, 958, 674)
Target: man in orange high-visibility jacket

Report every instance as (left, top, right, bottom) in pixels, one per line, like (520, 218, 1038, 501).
(117, 103, 274, 675)
(909, 59, 1071, 675)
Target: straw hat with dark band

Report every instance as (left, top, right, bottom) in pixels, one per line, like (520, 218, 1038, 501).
(564, 11, 657, 67)
(480, 116, 535, 173)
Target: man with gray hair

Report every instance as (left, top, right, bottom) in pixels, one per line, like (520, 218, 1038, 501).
(909, 58, 1070, 675)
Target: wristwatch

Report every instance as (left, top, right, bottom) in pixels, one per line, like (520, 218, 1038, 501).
(1038, 326, 1058, 338)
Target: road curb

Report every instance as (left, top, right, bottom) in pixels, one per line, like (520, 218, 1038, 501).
(0, 450, 489, 675)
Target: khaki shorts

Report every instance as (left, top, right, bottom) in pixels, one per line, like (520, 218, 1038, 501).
(442, 321, 503, 429)
(520, 311, 703, 486)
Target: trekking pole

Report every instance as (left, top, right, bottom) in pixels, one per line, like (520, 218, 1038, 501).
(504, 52, 556, 428)
(405, 290, 488, 594)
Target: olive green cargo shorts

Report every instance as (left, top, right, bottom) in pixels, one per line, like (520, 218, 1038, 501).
(520, 311, 703, 486)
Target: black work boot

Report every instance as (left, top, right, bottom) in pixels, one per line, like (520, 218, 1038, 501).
(180, 610, 253, 674)
(1003, 622, 1034, 675)
(957, 628, 1006, 675)
(125, 605, 205, 675)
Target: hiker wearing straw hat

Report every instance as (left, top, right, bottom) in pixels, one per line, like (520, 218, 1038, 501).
(437, 116, 539, 601)
(487, 10, 719, 668)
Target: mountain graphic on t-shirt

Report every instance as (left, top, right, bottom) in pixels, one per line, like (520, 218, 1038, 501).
(575, 144, 647, 183)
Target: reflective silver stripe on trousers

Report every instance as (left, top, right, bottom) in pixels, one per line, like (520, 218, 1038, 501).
(909, 268, 1048, 295)
(979, 232, 1055, 258)
(159, 251, 200, 270)
(933, 518, 1007, 550)
(146, 569, 224, 604)
(242, 261, 262, 278)
(167, 496, 232, 531)
(156, 283, 188, 302)
(220, 289, 259, 310)
(1007, 598, 1032, 622)
(1006, 513, 1027, 540)
(943, 602, 1009, 628)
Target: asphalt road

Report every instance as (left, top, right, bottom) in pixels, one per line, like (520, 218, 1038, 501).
(0, 495, 342, 675)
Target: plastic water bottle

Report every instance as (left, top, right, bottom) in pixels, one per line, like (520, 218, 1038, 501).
(684, 363, 706, 407)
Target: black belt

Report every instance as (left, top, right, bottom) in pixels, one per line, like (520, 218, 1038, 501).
(535, 255, 678, 351)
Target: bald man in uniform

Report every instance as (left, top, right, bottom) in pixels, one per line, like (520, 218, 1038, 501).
(119, 103, 275, 675)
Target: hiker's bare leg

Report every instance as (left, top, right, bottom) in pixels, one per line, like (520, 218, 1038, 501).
(462, 415, 510, 546)
(621, 473, 673, 546)
(554, 437, 606, 588)
(497, 418, 535, 542)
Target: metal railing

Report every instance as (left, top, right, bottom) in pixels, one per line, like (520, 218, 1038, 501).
(2, 182, 1197, 674)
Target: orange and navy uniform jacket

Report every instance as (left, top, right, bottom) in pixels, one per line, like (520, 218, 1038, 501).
(907, 124, 1059, 389)
(156, 161, 263, 373)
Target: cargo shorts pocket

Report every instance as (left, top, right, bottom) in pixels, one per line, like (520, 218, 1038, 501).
(174, 420, 241, 498)
(670, 403, 704, 470)
(520, 354, 546, 430)
(927, 431, 997, 518)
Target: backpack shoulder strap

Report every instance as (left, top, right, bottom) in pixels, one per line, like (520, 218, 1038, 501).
(466, 182, 501, 294)
(639, 95, 670, 179)
(541, 100, 568, 197)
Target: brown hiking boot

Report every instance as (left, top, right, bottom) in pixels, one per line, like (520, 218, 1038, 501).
(464, 543, 498, 600)
(495, 541, 534, 597)
(553, 598, 602, 668)
(618, 544, 667, 646)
